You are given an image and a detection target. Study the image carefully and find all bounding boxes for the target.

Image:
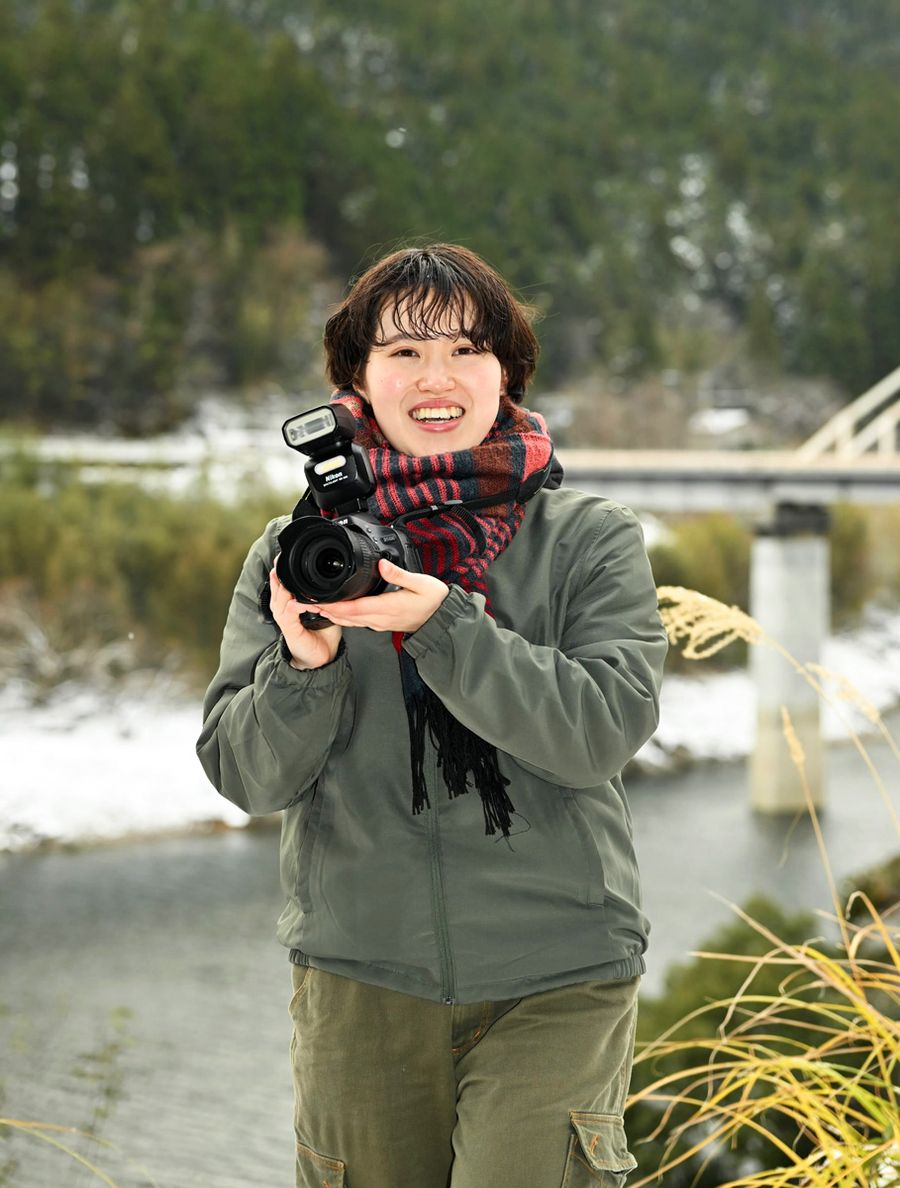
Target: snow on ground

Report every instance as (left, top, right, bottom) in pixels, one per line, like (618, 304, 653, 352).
(2, 609, 900, 853)
(0, 677, 247, 852)
(638, 605, 900, 769)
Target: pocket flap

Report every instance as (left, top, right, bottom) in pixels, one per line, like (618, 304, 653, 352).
(569, 1112, 637, 1174)
(296, 1139, 346, 1187)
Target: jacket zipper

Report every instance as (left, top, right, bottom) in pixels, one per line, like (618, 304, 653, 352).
(426, 750, 456, 1004)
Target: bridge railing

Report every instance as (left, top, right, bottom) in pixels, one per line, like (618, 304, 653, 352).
(796, 363, 900, 459)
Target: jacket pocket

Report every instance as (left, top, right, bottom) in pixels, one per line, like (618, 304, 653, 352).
(561, 1112, 637, 1186)
(331, 684, 356, 754)
(295, 1139, 345, 1187)
(562, 793, 607, 907)
(282, 784, 327, 912)
(287, 964, 311, 1018)
(281, 786, 323, 915)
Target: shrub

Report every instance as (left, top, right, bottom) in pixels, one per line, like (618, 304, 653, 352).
(0, 456, 287, 691)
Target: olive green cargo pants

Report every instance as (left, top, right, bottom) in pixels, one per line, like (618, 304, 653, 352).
(288, 965, 639, 1188)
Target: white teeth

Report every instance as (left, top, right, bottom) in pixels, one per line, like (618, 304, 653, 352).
(410, 406, 464, 422)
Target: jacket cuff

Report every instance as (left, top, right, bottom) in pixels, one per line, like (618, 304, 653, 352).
(402, 584, 480, 659)
(269, 637, 350, 686)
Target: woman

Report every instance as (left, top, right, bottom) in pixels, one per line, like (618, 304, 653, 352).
(197, 243, 667, 1188)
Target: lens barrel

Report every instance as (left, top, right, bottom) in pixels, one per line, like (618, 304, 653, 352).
(276, 518, 382, 602)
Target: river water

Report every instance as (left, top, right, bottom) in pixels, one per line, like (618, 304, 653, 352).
(1, 722, 897, 1188)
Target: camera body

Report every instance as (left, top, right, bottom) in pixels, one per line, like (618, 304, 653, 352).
(275, 403, 421, 606)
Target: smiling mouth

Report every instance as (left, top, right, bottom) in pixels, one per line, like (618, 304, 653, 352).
(410, 406, 465, 422)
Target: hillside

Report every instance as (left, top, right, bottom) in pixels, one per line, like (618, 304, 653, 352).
(1, 0, 897, 431)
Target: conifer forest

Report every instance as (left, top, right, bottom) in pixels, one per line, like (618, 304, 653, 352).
(1, 0, 897, 432)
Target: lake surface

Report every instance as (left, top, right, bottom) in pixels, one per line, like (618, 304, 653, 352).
(1, 723, 897, 1187)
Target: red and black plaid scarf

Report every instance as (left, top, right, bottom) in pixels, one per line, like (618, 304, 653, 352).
(332, 391, 557, 837)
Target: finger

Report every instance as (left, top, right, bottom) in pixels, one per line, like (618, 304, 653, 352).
(378, 558, 424, 591)
(270, 569, 295, 611)
(272, 567, 312, 607)
(269, 571, 290, 614)
(311, 599, 394, 628)
(316, 596, 379, 618)
(326, 590, 411, 619)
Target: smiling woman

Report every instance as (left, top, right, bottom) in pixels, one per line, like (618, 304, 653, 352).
(196, 242, 667, 1188)
(356, 316, 503, 455)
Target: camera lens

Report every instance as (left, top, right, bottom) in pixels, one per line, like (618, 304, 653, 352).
(277, 519, 382, 602)
(302, 537, 351, 591)
(316, 549, 346, 579)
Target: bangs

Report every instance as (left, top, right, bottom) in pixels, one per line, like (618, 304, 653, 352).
(374, 288, 490, 347)
(370, 251, 503, 350)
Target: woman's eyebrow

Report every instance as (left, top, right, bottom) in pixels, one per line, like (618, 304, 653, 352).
(375, 330, 468, 346)
(374, 333, 414, 346)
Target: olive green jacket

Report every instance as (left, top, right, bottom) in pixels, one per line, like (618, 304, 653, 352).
(197, 488, 667, 1003)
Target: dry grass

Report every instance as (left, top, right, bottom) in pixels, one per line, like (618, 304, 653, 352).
(0, 1116, 162, 1186)
(630, 588, 900, 1187)
(628, 888, 899, 1187)
(0, 1119, 121, 1186)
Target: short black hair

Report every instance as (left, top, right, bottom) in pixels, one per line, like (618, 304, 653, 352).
(323, 244, 539, 399)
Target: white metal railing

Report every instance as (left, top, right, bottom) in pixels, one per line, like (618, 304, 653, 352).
(796, 363, 900, 459)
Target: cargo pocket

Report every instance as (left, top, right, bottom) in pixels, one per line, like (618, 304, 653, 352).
(561, 1112, 637, 1186)
(295, 1139, 345, 1187)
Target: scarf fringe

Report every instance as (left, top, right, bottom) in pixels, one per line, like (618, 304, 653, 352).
(399, 649, 514, 837)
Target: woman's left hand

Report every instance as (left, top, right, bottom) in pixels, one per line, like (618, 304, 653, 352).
(306, 559, 450, 634)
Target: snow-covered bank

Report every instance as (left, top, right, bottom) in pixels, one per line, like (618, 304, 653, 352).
(638, 604, 900, 770)
(0, 677, 247, 852)
(2, 608, 899, 853)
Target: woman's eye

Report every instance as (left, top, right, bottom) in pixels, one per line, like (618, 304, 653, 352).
(455, 345, 480, 355)
(391, 348, 419, 357)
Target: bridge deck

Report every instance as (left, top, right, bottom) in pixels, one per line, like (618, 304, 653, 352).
(557, 450, 900, 511)
(558, 449, 900, 475)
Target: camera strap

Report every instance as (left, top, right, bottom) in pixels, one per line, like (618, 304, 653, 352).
(391, 453, 561, 548)
(393, 500, 488, 552)
(289, 491, 319, 520)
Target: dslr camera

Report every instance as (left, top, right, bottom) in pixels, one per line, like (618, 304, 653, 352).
(275, 404, 421, 622)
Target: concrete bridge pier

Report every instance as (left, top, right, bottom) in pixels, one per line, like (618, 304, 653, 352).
(749, 502, 830, 813)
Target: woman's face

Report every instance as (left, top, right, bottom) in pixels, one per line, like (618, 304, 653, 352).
(355, 300, 505, 456)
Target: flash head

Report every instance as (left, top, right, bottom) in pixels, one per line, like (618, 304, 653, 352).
(282, 403, 358, 456)
(282, 399, 376, 513)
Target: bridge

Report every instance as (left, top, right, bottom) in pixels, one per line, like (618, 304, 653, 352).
(557, 362, 900, 508)
(559, 364, 900, 816)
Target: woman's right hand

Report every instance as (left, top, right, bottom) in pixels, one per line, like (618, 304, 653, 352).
(269, 567, 343, 669)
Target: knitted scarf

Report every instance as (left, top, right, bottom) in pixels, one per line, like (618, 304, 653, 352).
(330, 391, 559, 838)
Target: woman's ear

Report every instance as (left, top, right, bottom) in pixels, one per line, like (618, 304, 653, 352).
(500, 367, 508, 396)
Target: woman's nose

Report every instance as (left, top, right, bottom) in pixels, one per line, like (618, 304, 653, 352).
(416, 365, 454, 392)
